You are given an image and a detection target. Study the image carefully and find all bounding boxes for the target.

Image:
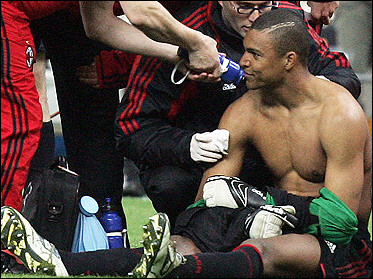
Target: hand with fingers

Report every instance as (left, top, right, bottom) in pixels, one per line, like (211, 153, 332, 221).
(306, 1, 340, 25)
(190, 129, 229, 163)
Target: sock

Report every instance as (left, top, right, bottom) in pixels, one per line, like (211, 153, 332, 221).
(170, 244, 263, 278)
(59, 247, 142, 276)
(1, 250, 29, 273)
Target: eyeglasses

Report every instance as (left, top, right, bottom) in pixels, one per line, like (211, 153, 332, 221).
(231, 2, 278, 15)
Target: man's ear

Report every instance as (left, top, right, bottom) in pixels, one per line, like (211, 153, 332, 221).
(284, 51, 296, 70)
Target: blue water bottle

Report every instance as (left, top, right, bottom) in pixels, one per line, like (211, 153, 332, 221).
(177, 47, 245, 85)
(99, 198, 125, 249)
(218, 55, 245, 85)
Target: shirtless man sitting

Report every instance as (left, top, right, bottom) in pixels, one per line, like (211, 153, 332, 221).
(131, 8, 372, 278)
(1, 8, 371, 279)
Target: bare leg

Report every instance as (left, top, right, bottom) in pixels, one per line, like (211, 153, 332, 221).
(171, 235, 201, 255)
(241, 233, 322, 278)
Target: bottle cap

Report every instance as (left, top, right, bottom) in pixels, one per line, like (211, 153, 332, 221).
(79, 196, 99, 216)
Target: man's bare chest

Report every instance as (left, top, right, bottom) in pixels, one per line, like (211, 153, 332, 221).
(252, 117, 327, 184)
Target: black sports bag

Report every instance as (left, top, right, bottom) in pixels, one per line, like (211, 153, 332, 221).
(22, 156, 81, 251)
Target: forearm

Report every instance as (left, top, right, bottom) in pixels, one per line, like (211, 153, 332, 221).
(79, 1, 179, 63)
(196, 157, 243, 202)
(120, 1, 209, 52)
(119, 1, 220, 74)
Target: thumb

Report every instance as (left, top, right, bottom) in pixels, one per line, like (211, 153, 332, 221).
(195, 132, 212, 142)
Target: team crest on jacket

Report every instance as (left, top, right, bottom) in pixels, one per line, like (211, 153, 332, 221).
(25, 46, 34, 68)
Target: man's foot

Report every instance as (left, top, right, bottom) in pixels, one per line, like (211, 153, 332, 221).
(1, 206, 69, 276)
(129, 213, 186, 278)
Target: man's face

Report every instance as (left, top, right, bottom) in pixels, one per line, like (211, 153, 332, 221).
(240, 29, 284, 90)
(218, 1, 275, 37)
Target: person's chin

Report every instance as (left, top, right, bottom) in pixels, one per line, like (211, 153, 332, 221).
(242, 25, 251, 35)
(246, 82, 260, 90)
(245, 78, 264, 90)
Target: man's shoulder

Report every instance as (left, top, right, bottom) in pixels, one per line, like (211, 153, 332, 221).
(319, 85, 367, 138)
(221, 93, 256, 128)
(320, 79, 361, 113)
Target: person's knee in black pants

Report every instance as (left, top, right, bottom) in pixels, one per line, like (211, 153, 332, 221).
(141, 166, 202, 229)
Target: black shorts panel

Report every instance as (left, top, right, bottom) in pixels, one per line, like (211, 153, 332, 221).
(318, 230, 372, 278)
(173, 206, 254, 252)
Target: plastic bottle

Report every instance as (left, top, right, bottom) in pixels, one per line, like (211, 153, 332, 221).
(99, 198, 126, 249)
(72, 196, 109, 252)
(218, 55, 245, 85)
(176, 47, 245, 85)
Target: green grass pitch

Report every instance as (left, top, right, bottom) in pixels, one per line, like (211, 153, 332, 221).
(2, 196, 372, 278)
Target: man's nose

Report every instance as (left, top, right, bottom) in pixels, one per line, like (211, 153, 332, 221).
(240, 56, 250, 68)
(248, 9, 261, 21)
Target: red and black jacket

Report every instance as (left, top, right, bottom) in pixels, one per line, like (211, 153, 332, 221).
(115, 1, 361, 170)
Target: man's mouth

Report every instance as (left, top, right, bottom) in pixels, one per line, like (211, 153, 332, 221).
(244, 72, 254, 79)
(242, 26, 251, 32)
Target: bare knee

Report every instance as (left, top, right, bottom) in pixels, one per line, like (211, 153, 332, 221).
(171, 235, 202, 255)
(241, 234, 321, 278)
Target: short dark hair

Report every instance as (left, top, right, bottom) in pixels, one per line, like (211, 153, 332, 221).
(251, 9, 310, 66)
